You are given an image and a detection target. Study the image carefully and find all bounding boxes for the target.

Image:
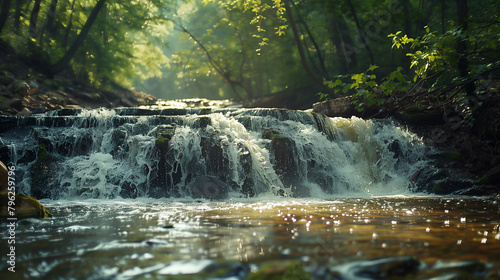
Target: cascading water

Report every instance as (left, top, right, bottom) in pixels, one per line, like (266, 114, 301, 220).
(3, 105, 498, 280)
(0, 106, 429, 199)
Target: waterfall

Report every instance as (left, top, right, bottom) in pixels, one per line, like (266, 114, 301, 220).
(0, 106, 430, 199)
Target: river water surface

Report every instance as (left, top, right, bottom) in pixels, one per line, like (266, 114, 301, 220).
(2, 196, 500, 279)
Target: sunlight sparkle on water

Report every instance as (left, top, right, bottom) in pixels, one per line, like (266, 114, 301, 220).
(7, 197, 500, 279)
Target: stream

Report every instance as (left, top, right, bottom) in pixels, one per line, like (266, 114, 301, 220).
(1, 196, 500, 279)
(1, 103, 498, 279)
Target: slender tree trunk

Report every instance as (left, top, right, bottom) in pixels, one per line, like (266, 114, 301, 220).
(14, 0, 23, 33)
(402, 0, 413, 76)
(179, 25, 247, 99)
(345, 0, 375, 66)
(336, 14, 358, 72)
(0, 0, 11, 35)
(283, 0, 332, 95)
(441, 0, 445, 33)
(62, 0, 76, 49)
(456, 0, 474, 96)
(50, 0, 106, 75)
(296, 9, 328, 78)
(415, 0, 424, 35)
(45, 0, 58, 35)
(329, 19, 348, 74)
(29, 0, 42, 38)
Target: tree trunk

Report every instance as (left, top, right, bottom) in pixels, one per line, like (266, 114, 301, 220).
(456, 0, 474, 96)
(336, 14, 358, 72)
(14, 0, 23, 33)
(50, 0, 106, 75)
(328, 15, 349, 74)
(283, 0, 332, 95)
(29, 0, 42, 38)
(178, 25, 248, 99)
(402, 0, 413, 76)
(441, 0, 446, 33)
(296, 8, 328, 78)
(0, 0, 11, 35)
(345, 0, 375, 66)
(62, 0, 76, 49)
(45, 0, 58, 35)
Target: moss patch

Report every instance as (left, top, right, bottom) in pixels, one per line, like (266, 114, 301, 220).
(245, 261, 309, 280)
(0, 193, 52, 219)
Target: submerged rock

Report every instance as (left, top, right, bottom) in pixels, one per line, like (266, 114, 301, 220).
(246, 260, 310, 280)
(189, 175, 229, 200)
(332, 256, 420, 279)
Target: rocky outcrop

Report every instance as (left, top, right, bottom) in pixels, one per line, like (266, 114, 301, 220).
(0, 161, 52, 218)
(0, 64, 157, 116)
(312, 95, 378, 118)
(313, 96, 359, 118)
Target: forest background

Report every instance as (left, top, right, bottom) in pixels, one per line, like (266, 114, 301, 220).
(0, 0, 497, 104)
(0, 0, 499, 189)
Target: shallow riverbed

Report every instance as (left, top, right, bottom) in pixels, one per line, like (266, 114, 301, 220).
(2, 196, 500, 279)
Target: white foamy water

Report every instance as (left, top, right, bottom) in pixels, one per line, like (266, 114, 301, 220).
(3, 108, 428, 199)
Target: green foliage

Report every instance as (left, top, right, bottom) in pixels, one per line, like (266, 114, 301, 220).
(389, 27, 455, 82)
(203, 0, 288, 45)
(320, 66, 410, 111)
(389, 19, 499, 87)
(319, 0, 499, 114)
(2, 0, 497, 105)
(388, 31, 415, 49)
(1, 0, 170, 87)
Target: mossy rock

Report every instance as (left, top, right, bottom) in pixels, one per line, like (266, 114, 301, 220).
(0, 161, 7, 190)
(155, 137, 170, 151)
(0, 193, 52, 219)
(246, 261, 310, 280)
(262, 127, 280, 140)
(156, 125, 175, 140)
